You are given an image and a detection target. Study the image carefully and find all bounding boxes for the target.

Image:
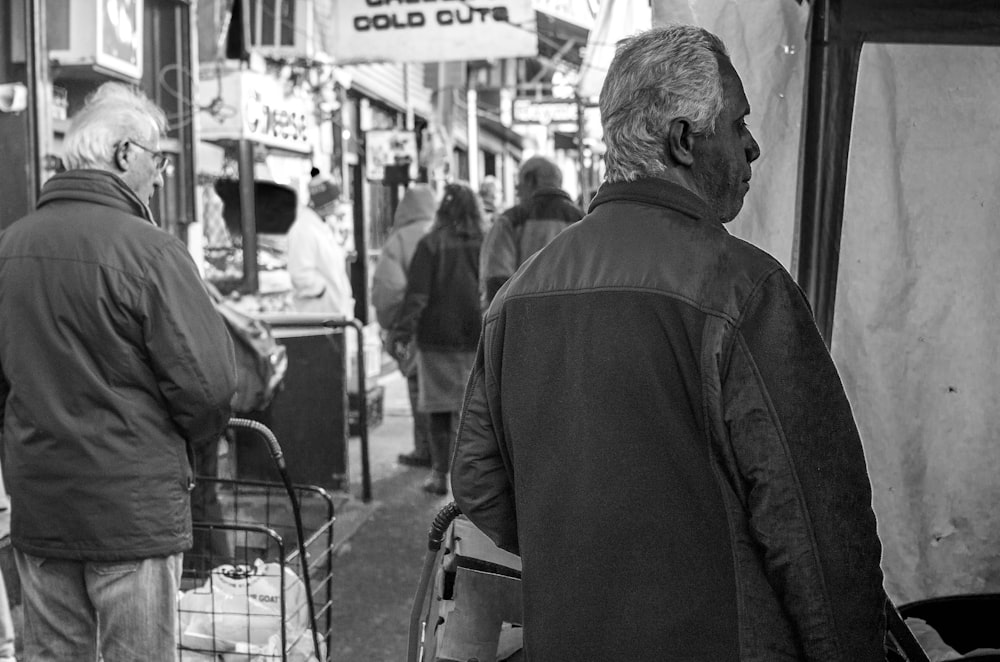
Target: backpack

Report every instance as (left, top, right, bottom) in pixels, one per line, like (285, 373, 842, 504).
(206, 283, 288, 413)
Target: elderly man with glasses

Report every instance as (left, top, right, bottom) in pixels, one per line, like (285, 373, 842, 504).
(0, 82, 236, 660)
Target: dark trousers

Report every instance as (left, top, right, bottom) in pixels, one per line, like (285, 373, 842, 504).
(188, 435, 234, 578)
(428, 411, 458, 475)
(407, 372, 431, 458)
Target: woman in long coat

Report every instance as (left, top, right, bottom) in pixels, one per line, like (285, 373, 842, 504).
(391, 182, 485, 494)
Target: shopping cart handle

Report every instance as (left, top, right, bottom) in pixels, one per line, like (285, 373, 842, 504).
(427, 502, 462, 552)
(228, 417, 285, 471)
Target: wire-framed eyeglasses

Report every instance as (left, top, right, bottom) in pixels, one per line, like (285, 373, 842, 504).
(126, 139, 171, 172)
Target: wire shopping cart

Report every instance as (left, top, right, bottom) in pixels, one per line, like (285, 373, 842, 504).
(178, 418, 336, 661)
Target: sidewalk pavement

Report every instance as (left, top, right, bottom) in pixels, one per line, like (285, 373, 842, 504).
(333, 366, 424, 550)
(328, 363, 457, 660)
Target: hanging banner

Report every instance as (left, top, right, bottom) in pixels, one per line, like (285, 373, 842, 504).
(318, 0, 538, 64)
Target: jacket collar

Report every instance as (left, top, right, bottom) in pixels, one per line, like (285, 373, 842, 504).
(588, 178, 711, 222)
(37, 169, 158, 226)
(530, 186, 573, 203)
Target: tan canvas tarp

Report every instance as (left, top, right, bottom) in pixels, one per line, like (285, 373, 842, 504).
(649, 1, 1000, 604)
(834, 43, 1000, 603)
(653, 0, 810, 268)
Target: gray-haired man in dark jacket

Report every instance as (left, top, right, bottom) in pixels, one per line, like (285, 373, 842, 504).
(0, 82, 236, 661)
(453, 25, 886, 661)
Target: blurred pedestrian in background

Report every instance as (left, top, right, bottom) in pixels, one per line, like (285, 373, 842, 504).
(0, 81, 236, 661)
(452, 25, 885, 661)
(479, 156, 582, 309)
(390, 182, 486, 495)
(287, 174, 355, 319)
(478, 175, 501, 226)
(372, 183, 438, 469)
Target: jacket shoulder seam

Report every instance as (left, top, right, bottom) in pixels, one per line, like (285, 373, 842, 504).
(501, 285, 740, 325)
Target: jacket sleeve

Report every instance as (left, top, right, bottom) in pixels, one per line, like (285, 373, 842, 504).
(287, 211, 328, 299)
(393, 237, 433, 338)
(371, 232, 407, 328)
(722, 268, 885, 662)
(142, 240, 237, 449)
(0, 360, 7, 434)
(451, 324, 519, 554)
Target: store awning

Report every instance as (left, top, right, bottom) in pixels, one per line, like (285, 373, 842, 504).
(535, 10, 590, 69)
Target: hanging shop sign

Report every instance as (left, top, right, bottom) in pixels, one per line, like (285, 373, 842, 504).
(48, 0, 144, 81)
(513, 99, 578, 125)
(321, 0, 538, 63)
(198, 69, 316, 153)
(365, 130, 418, 182)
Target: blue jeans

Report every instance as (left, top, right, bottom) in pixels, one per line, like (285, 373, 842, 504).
(14, 550, 181, 662)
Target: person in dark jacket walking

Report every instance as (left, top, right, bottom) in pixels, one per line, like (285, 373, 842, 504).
(391, 182, 485, 495)
(0, 82, 236, 661)
(452, 25, 887, 661)
(479, 156, 582, 308)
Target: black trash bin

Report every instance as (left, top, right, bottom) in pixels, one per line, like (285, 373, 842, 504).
(234, 323, 350, 490)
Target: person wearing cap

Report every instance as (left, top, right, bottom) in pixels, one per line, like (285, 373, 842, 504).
(287, 175, 355, 318)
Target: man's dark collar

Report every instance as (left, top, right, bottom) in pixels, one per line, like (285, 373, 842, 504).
(588, 178, 710, 221)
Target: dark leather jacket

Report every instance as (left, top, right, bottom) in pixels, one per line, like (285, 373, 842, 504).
(452, 179, 886, 661)
(0, 170, 236, 561)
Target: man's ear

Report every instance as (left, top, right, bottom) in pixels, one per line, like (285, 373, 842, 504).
(113, 141, 131, 173)
(665, 118, 696, 167)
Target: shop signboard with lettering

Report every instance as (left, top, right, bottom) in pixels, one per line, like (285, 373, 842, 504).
(365, 130, 418, 182)
(198, 69, 316, 154)
(320, 0, 537, 63)
(513, 99, 578, 125)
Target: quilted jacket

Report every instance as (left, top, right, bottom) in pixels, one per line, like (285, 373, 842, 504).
(0, 170, 236, 561)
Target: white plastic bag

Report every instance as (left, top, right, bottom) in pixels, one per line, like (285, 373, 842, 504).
(177, 559, 310, 659)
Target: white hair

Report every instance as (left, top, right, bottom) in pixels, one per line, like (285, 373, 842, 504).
(61, 82, 168, 170)
(600, 25, 728, 183)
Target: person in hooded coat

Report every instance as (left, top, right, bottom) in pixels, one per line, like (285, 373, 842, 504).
(372, 183, 438, 468)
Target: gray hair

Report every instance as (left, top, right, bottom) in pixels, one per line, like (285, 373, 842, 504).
(519, 155, 562, 189)
(600, 25, 728, 183)
(61, 82, 168, 170)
